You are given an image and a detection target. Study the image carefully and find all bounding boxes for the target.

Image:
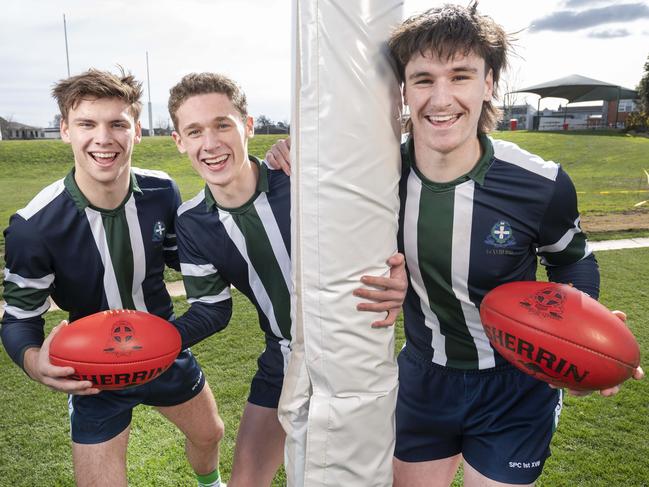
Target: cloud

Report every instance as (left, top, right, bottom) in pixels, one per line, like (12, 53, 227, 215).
(530, 3, 649, 32)
(563, 0, 612, 7)
(588, 28, 632, 38)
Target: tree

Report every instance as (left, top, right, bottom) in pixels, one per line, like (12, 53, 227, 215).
(637, 53, 649, 115)
(255, 115, 274, 134)
(500, 67, 524, 129)
(50, 114, 62, 128)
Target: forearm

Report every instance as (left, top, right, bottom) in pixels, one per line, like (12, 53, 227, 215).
(172, 299, 233, 349)
(546, 253, 600, 299)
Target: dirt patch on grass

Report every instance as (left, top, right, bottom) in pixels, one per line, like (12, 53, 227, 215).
(582, 209, 649, 232)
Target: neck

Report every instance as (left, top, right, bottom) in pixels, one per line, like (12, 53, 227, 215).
(74, 167, 131, 210)
(208, 158, 259, 208)
(413, 135, 483, 183)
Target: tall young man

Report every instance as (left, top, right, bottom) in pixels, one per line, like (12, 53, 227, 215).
(168, 72, 406, 487)
(267, 4, 643, 485)
(1, 69, 226, 487)
(387, 4, 642, 486)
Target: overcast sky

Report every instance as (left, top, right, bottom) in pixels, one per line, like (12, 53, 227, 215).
(1, 0, 648, 128)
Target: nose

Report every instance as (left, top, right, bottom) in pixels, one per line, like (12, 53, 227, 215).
(203, 129, 222, 152)
(94, 124, 113, 145)
(428, 80, 453, 109)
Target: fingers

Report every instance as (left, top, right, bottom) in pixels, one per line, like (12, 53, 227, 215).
(265, 138, 292, 176)
(36, 320, 99, 394)
(632, 366, 644, 380)
(371, 308, 400, 328)
(611, 310, 627, 322)
(265, 150, 291, 176)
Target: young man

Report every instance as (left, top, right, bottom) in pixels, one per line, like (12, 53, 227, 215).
(1, 69, 227, 487)
(168, 72, 406, 486)
(387, 4, 643, 487)
(267, 4, 643, 485)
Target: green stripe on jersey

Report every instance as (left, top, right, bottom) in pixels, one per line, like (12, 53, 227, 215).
(417, 186, 479, 369)
(102, 211, 136, 310)
(184, 274, 229, 300)
(232, 205, 292, 340)
(3, 281, 50, 311)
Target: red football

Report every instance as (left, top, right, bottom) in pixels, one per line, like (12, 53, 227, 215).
(480, 281, 640, 391)
(49, 309, 181, 390)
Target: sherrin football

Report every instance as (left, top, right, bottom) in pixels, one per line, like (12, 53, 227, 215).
(49, 309, 181, 390)
(480, 281, 640, 391)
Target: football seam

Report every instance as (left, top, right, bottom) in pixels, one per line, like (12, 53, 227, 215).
(485, 305, 638, 369)
(48, 353, 178, 367)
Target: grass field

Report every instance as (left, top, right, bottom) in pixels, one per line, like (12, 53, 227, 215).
(1, 248, 647, 486)
(1, 131, 648, 485)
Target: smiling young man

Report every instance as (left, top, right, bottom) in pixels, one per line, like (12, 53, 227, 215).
(1, 68, 227, 487)
(387, 4, 643, 486)
(266, 3, 642, 486)
(168, 72, 406, 486)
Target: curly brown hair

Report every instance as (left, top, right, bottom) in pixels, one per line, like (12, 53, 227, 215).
(52, 67, 142, 122)
(388, 2, 512, 134)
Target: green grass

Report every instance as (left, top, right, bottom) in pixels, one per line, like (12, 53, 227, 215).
(1, 131, 648, 485)
(1, 248, 647, 485)
(491, 131, 649, 215)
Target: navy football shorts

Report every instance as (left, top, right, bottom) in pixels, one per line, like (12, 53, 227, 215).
(69, 349, 206, 444)
(248, 338, 286, 409)
(395, 346, 563, 484)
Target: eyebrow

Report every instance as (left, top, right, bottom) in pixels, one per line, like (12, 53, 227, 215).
(408, 66, 479, 80)
(182, 116, 231, 132)
(71, 117, 130, 124)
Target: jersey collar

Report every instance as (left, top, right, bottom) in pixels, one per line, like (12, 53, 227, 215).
(64, 169, 142, 213)
(204, 155, 269, 213)
(404, 133, 494, 189)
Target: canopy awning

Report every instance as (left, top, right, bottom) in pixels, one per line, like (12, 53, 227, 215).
(512, 74, 637, 103)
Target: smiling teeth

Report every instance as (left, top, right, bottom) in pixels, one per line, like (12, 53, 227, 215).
(205, 154, 228, 164)
(428, 115, 457, 122)
(93, 152, 117, 159)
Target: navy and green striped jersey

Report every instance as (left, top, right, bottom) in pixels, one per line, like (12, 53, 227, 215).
(176, 157, 292, 368)
(1, 168, 182, 367)
(398, 135, 599, 370)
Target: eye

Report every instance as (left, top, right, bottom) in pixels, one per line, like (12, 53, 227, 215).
(217, 122, 230, 129)
(112, 122, 128, 128)
(187, 129, 200, 137)
(453, 75, 470, 82)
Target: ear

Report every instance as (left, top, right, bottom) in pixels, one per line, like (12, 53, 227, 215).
(134, 120, 142, 144)
(60, 117, 71, 144)
(171, 131, 186, 154)
(484, 68, 494, 101)
(246, 116, 254, 138)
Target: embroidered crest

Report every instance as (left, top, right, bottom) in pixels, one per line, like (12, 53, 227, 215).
(485, 220, 516, 247)
(152, 221, 166, 242)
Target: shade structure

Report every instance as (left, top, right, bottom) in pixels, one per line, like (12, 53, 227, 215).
(513, 74, 637, 103)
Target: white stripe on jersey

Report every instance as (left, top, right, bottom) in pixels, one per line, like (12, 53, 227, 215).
(181, 262, 218, 277)
(404, 171, 447, 365)
(178, 189, 206, 217)
(491, 138, 559, 181)
(254, 192, 292, 293)
(218, 211, 290, 349)
(452, 182, 496, 369)
(17, 179, 66, 220)
(4, 268, 54, 289)
(187, 287, 231, 304)
(538, 216, 586, 254)
(132, 167, 172, 180)
(124, 194, 148, 311)
(85, 208, 123, 309)
(4, 300, 51, 319)
(163, 245, 178, 251)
